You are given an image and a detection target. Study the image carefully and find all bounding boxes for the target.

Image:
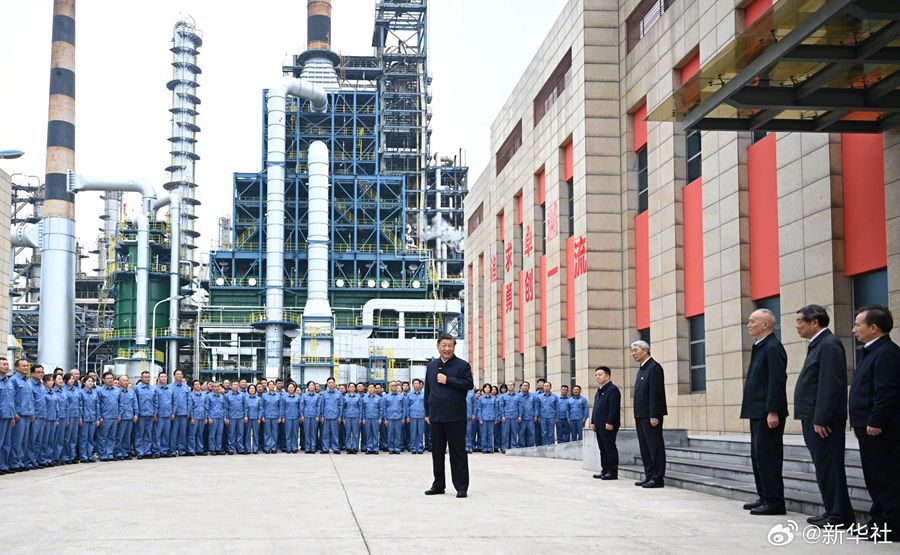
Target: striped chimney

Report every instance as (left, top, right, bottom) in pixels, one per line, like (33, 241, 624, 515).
(308, 0, 332, 50)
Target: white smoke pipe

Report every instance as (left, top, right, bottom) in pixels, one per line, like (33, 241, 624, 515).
(68, 172, 157, 215)
(153, 195, 182, 376)
(305, 140, 332, 318)
(133, 213, 150, 346)
(435, 166, 443, 280)
(340, 299, 463, 338)
(265, 76, 327, 380)
(11, 223, 41, 248)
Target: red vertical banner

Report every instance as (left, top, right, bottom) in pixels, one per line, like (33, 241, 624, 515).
(565, 142, 574, 182)
(843, 134, 887, 276)
(635, 212, 650, 330)
(519, 271, 525, 354)
(566, 236, 576, 339)
(490, 256, 497, 283)
(469, 316, 475, 369)
(683, 178, 705, 317)
(633, 103, 647, 152)
(540, 255, 547, 347)
(748, 133, 781, 299)
(500, 282, 506, 360)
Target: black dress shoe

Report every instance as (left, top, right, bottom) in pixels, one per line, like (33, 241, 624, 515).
(750, 504, 786, 516)
(634, 479, 649, 486)
(456, 491, 467, 498)
(600, 474, 618, 480)
(743, 499, 765, 511)
(424, 488, 445, 495)
(592, 474, 605, 479)
(807, 515, 828, 525)
(642, 479, 664, 489)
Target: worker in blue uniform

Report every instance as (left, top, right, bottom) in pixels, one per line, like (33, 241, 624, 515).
(275, 379, 287, 452)
(63, 372, 80, 463)
(133, 371, 156, 459)
(518, 383, 538, 448)
(567, 384, 589, 442)
(115, 375, 137, 460)
(154, 372, 174, 457)
(78, 376, 99, 462)
(283, 382, 302, 453)
(343, 383, 362, 453)
(205, 382, 227, 455)
(245, 384, 262, 454)
(407, 378, 426, 454)
(225, 381, 248, 454)
(556, 385, 571, 443)
(476, 384, 498, 453)
(260, 381, 283, 453)
(0, 358, 14, 473)
(533, 378, 545, 445)
(383, 382, 407, 454)
(536, 381, 559, 445)
(52, 374, 67, 464)
(187, 380, 207, 455)
(38, 375, 57, 466)
(170, 369, 191, 456)
(376, 383, 388, 451)
(27, 366, 46, 468)
(320, 377, 344, 454)
(360, 383, 384, 454)
(465, 386, 477, 453)
(400, 381, 411, 451)
(499, 381, 521, 451)
(300, 381, 321, 454)
(96, 371, 121, 461)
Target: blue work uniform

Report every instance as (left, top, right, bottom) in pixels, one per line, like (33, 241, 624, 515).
(476, 394, 498, 452)
(9, 374, 34, 469)
(52, 387, 67, 463)
(282, 393, 301, 453)
(62, 383, 80, 462)
(225, 391, 248, 454)
(517, 391, 538, 447)
(205, 392, 227, 453)
(260, 391, 283, 453)
(343, 393, 361, 452)
(320, 389, 344, 453)
(0, 374, 15, 471)
(383, 391, 407, 453)
(277, 389, 287, 452)
(116, 386, 137, 458)
(378, 392, 388, 451)
(465, 390, 478, 451)
(245, 394, 262, 453)
(556, 395, 571, 443)
(39, 387, 58, 465)
(401, 391, 410, 450)
(96, 384, 121, 461)
(300, 392, 320, 453)
(133, 381, 156, 457)
(31, 382, 48, 467)
(498, 391, 521, 450)
(170, 381, 191, 455)
(567, 394, 589, 442)
(78, 387, 100, 462)
(406, 389, 426, 453)
(187, 391, 207, 454)
(537, 391, 559, 445)
(154, 384, 174, 456)
(360, 393, 384, 453)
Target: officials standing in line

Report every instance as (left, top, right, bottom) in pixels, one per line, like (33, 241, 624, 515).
(740, 309, 788, 516)
(794, 304, 855, 528)
(591, 366, 620, 480)
(630, 340, 667, 489)
(849, 305, 900, 541)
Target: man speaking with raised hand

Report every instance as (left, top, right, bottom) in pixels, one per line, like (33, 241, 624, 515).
(424, 333, 474, 498)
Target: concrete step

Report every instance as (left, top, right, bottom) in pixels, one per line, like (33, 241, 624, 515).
(639, 455, 871, 503)
(687, 435, 862, 465)
(618, 465, 871, 522)
(666, 446, 864, 481)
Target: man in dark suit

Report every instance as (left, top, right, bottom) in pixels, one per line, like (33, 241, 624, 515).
(631, 340, 667, 488)
(740, 308, 788, 515)
(794, 304, 855, 528)
(424, 333, 474, 498)
(590, 366, 620, 480)
(850, 304, 900, 541)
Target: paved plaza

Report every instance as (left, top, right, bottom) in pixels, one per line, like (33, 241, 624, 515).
(0, 452, 888, 554)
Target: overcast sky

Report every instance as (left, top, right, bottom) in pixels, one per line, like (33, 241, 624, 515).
(0, 0, 567, 267)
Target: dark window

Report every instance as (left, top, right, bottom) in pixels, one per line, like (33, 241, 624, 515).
(755, 296, 781, 342)
(466, 202, 484, 237)
(686, 129, 702, 183)
(852, 269, 888, 365)
(542, 347, 548, 381)
(640, 328, 651, 346)
(534, 49, 573, 127)
(638, 147, 649, 214)
(566, 179, 575, 237)
(537, 204, 545, 253)
(496, 120, 523, 175)
(752, 131, 770, 144)
(626, 0, 677, 53)
(689, 314, 706, 393)
(569, 339, 576, 390)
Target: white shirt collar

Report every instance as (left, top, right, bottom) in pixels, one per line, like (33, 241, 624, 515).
(640, 358, 649, 367)
(809, 328, 828, 343)
(865, 337, 880, 348)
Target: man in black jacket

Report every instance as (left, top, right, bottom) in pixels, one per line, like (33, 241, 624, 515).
(424, 333, 474, 498)
(850, 305, 900, 541)
(740, 308, 788, 515)
(794, 304, 855, 528)
(631, 340, 667, 488)
(590, 366, 620, 480)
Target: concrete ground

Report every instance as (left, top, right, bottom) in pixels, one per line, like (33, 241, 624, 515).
(0, 452, 887, 554)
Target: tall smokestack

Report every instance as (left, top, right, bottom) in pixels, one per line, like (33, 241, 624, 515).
(307, 0, 332, 50)
(38, 0, 77, 371)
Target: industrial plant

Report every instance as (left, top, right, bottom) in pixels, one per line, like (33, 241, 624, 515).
(6, 0, 468, 385)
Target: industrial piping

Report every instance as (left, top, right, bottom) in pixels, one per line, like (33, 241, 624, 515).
(265, 76, 328, 379)
(152, 194, 182, 376)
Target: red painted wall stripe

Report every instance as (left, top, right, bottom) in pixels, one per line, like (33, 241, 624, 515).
(683, 178, 705, 317)
(566, 236, 576, 339)
(681, 53, 700, 85)
(565, 142, 574, 182)
(469, 316, 474, 369)
(843, 133, 887, 276)
(748, 133, 781, 300)
(540, 255, 547, 347)
(745, 0, 772, 26)
(635, 212, 650, 330)
(538, 170, 546, 206)
(633, 103, 647, 152)
(519, 271, 525, 353)
(517, 194, 524, 225)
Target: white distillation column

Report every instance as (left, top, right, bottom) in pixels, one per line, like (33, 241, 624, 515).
(265, 77, 328, 380)
(302, 140, 334, 373)
(96, 191, 121, 271)
(165, 18, 202, 273)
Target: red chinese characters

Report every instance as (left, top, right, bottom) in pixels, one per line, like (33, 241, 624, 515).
(504, 242, 513, 272)
(504, 283, 513, 313)
(573, 235, 587, 278)
(524, 269, 534, 302)
(546, 202, 559, 240)
(490, 256, 497, 283)
(524, 225, 534, 257)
